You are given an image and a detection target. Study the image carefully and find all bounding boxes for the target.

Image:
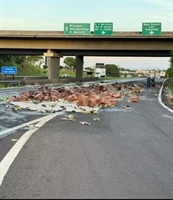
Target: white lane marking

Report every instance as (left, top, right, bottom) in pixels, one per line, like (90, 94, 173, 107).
(0, 113, 59, 186)
(161, 114, 173, 120)
(0, 112, 63, 139)
(158, 79, 173, 114)
(139, 95, 158, 101)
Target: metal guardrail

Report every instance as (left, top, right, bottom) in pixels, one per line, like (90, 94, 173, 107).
(0, 80, 26, 86)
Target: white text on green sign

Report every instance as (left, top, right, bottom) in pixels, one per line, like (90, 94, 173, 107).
(94, 23, 113, 35)
(64, 23, 90, 35)
(142, 22, 161, 35)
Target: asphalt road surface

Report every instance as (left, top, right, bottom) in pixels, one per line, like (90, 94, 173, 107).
(0, 78, 146, 134)
(0, 80, 173, 199)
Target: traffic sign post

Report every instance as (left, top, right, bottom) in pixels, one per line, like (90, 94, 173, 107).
(64, 23, 90, 35)
(1, 66, 17, 75)
(142, 22, 161, 36)
(1, 66, 17, 80)
(94, 23, 113, 35)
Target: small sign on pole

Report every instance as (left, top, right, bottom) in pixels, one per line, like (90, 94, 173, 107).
(1, 66, 17, 75)
(1, 66, 17, 80)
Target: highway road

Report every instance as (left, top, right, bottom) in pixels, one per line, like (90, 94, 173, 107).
(0, 78, 145, 134)
(0, 79, 173, 199)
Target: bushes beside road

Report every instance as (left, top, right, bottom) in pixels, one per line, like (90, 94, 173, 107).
(0, 55, 47, 77)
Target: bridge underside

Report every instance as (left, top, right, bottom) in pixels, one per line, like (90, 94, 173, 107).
(0, 49, 170, 57)
(0, 32, 172, 80)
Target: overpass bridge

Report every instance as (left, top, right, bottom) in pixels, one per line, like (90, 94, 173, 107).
(0, 30, 173, 80)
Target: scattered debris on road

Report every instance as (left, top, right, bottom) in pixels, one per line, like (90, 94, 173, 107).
(11, 139, 18, 142)
(5, 82, 144, 114)
(93, 118, 100, 121)
(0, 81, 167, 132)
(61, 114, 76, 121)
(80, 122, 91, 125)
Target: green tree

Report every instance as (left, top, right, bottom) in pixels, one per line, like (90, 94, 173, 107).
(0, 55, 25, 66)
(166, 48, 173, 77)
(26, 56, 43, 65)
(105, 64, 120, 77)
(166, 67, 173, 78)
(0, 55, 14, 66)
(43, 65, 48, 69)
(63, 57, 76, 71)
(13, 56, 26, 64)
(169, 49, 173, 67)
(0, 55, 45, 76)
(84, 67, 94, 72)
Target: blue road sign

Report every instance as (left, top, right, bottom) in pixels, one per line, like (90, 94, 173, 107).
(1, 66, 17, 75)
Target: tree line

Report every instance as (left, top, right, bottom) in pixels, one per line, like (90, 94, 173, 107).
(63, 50, 173, 78)
(0, 55, 45, 76)
(63, 57, 120, 77)
(166, 49, 173, 77)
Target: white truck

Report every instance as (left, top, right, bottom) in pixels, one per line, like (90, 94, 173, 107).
(159, 71, 166, 78)
(94, 68, 106, 78)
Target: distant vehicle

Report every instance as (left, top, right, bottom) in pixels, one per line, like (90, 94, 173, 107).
(126, 74, 132, 78)
(61, 74, 69, 78)
(159, 71, 166, 78)
(94, 68, 106, 78)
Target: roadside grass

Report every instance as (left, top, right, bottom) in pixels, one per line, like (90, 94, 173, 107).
(0, 84, 4, 88)
(60, 69, 89, 77)
(168, 79, 173, 93)
(101, 77, 134, 80)
(0, 84, 10, 89)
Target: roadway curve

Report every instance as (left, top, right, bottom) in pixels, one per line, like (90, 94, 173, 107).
(0, 80, 173, 199)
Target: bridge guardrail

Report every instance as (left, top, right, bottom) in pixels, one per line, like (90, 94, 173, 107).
(0, 80, 26, 87)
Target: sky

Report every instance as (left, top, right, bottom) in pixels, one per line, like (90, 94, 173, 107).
(0, 0, 173, 70)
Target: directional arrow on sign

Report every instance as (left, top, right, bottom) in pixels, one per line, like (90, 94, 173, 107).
(65, 27, 68, 31)
(101, 31, 105, 34)
(149, 31, 154, 35)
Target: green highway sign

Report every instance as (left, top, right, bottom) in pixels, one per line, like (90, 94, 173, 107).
(64, 23, 90, 35)
(142, 22, 161, 35)
(94, 22, 113, 35)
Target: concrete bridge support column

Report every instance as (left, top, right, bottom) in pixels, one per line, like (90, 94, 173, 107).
(47, 57, 60, 79)
(44, 50, 62, 80)
(76, 55, 84, 81)
(48, 57, 60, 79)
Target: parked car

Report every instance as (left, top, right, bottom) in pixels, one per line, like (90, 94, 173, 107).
(61, 74, 69, 78)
